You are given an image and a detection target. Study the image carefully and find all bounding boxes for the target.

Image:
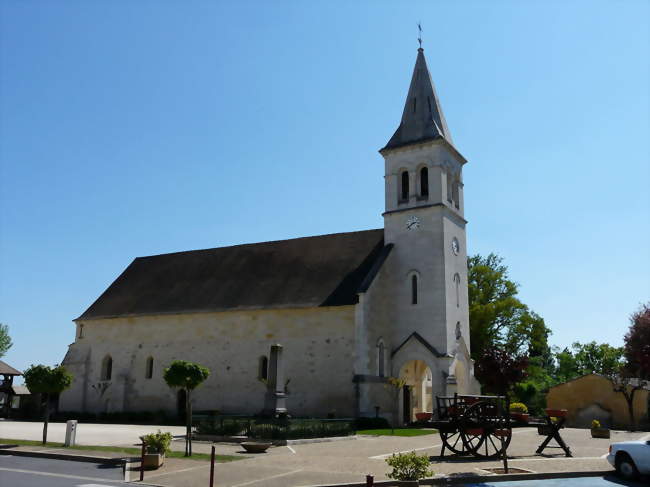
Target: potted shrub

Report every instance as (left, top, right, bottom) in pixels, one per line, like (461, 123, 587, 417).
(509, 402, 529, 423)
(385, 451, 433, 486)
(415, 412, 432, 422)
(140, 430, 173, 469)
(590, 419, 610, 439)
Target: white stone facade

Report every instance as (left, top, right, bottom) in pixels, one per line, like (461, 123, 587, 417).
(60, 47, 480, 423)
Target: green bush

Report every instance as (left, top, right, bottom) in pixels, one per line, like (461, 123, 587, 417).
(385, 451, 434, 481)
(195, 416, 355, 440)
(141, 430, 173, 454)
(509, 402, 528, 414)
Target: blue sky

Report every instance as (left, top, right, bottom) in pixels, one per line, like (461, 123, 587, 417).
(1, 0, 648, 375)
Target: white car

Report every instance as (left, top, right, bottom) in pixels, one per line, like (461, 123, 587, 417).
(607, 440, 650, 480)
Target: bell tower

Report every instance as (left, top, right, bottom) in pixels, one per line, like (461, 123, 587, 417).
(380, 47, 470, 360)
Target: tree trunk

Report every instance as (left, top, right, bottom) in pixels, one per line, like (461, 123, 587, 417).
(185, 389, 192, 456)
(626, 389, 637, 432)
(42, 393, 49, 445)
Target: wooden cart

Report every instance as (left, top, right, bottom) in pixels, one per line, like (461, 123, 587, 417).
(430, 393, 512, 459)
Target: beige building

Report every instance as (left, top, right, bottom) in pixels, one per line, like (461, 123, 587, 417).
(60, 47, 480, 424)
(546, 374, 650, 429)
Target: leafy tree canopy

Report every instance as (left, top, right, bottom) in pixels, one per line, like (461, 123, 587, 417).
(468, 254, 551, 361)
(0, 323, 12, 358)
(23, 364, 73, 394)
(163, 360, 210, 391)
(552, 341, 624, 382)
(623, 302, 650, 380)
(475, 348, 529, 395)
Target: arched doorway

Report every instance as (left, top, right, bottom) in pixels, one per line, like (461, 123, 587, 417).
(399, 360, 433, 424)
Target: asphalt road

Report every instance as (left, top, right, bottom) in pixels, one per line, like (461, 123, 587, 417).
(466, 474, 648, 486)
(0, 455, 124, 487)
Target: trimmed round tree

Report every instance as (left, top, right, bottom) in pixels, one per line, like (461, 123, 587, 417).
(23, 364, 73, 444)
(163, 360, 210, 456)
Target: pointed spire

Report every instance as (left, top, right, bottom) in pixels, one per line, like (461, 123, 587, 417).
(383, 48, 453, 151)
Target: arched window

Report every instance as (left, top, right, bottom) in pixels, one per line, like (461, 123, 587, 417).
(411, 275, 418, 305)
(452, 179, 460, 209)
(377, 341, 385, 377)
(401, 171, 409, 201)
(420, 167, 429, 197)
(78, 324, 84, 339)
(101, 355, 112, 381)
(258, 356, 268, 381)
(453, 273, 461, 307)
(145, 357, 154, 379)
(446, 172, 453, 202)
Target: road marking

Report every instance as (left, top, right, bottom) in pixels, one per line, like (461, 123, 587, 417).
(368, 428, 537, 460)
(145, 462, 209, 479)
(369, 443, 442, 459)
(230, 468, 302, 487)
(286, 445, 296, 454)
(0, 466, 120, 483)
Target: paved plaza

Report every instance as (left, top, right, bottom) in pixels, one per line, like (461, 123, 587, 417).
(1, 421, 649, 486)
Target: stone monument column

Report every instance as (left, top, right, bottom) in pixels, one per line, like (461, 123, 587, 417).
(262, 344, 288, 417)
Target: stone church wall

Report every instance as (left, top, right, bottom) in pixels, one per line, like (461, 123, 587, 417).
(59, 306, 357, 418)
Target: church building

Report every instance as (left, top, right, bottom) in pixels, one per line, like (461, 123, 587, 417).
(60, 47, 480, 424)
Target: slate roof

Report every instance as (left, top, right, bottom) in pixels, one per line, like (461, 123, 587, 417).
(0, 360, 22, 376)
(382, 48, 454, 151)
(78, 229, 390, 320)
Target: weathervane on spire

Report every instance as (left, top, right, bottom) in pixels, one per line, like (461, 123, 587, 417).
(417, 22, 423, 48)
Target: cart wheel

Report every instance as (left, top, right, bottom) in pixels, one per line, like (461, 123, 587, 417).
(440, 428, 467, 455)
(474, 426, 512, 459)
(460, 401, 512, 459)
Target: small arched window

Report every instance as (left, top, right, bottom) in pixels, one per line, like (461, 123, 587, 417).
(259, 356, 268, 381)
(452, 179, 460, 209)
(101, 355, 112, 381)
(378, 341, 385, 377)
(411, 275, 418, 305)
(145, 357, 154, 379)
(401, 171, 409, 201)
(78, 324, 84, 339)
(420, 167, 429, 197)
(453, 273, 461, 307)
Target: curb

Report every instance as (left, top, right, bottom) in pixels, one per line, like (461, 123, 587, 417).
(0, 446, 130, 465)
(307, 470, 614, 487)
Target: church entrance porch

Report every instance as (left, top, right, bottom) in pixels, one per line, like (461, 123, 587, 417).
(399, 359, 432, 424)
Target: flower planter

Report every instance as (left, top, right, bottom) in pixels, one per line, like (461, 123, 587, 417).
(143, 453, 164, 469)
(510, 413, 530, 423)
(591, 427, 610, 439)
(544, 409, 567, 418)
(415, 412, 432, 422)
(241, 442, 272, 453)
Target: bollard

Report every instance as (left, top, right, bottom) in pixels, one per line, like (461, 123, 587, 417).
(209, 444, 216, 487)
(64, 420, 78, 447)
(366, 474, 374, 486)
(140, 440, 146, 481)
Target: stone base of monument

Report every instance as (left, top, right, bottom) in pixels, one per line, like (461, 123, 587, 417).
(241, 442, 272, 453)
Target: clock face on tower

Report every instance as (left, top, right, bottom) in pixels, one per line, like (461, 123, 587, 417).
(406, 216, 420, 230)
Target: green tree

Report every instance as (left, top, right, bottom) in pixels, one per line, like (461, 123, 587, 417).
(612, 303, 650, 431)
(573, 341, 624, 376)
(22, 364, 73, 444)
(0, 323, 13, 358)
(468, 254, 552, 360)
(163, 360, 210, 456)
(384, 376, 407, 433)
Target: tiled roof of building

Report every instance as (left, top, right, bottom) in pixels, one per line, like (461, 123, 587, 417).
(0, 360, 22, 376)
(78, 229, 390, 320)
(383, 48, 453, 151)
